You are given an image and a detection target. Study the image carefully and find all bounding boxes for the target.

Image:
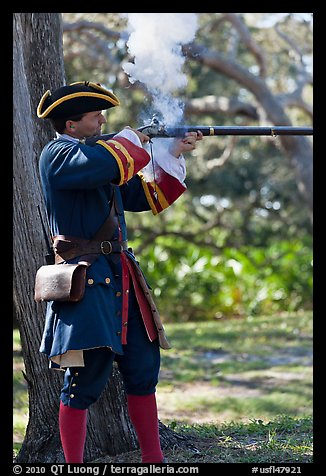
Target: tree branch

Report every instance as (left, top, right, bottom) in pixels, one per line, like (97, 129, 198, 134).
(222, 13, 268, 78)
(185, 96, 258, 120)
(206, 137, 237, 169)
(62, 20, 125, 41)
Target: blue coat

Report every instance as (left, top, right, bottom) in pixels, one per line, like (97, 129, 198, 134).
(38, 134, 186, 368)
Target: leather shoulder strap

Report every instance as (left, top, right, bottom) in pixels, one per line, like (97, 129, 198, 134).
(92, 187, 118, 241)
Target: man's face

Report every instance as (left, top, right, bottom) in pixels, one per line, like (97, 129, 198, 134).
(68, 110, 107, 138)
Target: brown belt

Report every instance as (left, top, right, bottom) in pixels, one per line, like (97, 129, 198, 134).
(53, 235, 128, 264)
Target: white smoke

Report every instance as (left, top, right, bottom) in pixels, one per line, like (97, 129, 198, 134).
(122, 13, 198, 126)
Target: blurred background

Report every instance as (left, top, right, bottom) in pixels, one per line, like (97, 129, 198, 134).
(14, 13, 313, 461)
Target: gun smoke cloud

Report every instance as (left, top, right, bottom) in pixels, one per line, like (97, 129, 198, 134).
(122, 13, 198, 125)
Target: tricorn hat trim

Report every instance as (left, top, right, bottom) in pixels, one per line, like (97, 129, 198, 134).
(37, 90, 120, 119)
(36, 90, 51, 118)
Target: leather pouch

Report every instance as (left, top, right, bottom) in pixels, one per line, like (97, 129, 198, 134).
(34, 263, 87, 302)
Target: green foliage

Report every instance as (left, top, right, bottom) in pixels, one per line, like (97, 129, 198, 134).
(133, 233, 312, 321)
(13, 330, 28, 451)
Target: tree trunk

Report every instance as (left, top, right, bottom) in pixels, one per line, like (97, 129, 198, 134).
(13, 12, 139, 463)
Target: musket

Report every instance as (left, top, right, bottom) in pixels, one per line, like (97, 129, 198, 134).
(85, 116, 313, 146)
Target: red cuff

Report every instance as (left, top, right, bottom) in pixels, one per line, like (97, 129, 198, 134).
(139, 167, 187, 215)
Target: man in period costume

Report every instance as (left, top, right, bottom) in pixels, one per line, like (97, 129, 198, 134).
(36, 81, 203, 463)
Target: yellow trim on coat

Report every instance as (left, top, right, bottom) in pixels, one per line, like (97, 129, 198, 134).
(108, 140, 135, 181)
(139, 174, 159, 215)
(96, 140, 125, 185)
(153, 183, 170, 210)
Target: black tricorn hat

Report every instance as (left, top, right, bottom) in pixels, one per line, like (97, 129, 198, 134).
(37, 81, 120, 120)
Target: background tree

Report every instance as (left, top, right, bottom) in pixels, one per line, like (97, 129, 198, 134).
(13, 12, 152, 463)
(13, 12, 67, 462)
(62, 13, 313, 212)
(61, 13, 313, 322)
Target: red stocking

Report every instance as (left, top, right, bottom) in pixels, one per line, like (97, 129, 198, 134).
(127, 393, 164, 463)
(59, 400, 87, 463)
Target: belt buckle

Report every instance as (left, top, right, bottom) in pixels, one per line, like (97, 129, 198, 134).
(100, 241, 113, 254)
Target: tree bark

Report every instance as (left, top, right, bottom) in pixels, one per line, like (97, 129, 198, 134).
(13, 12, 139, 463)
(13, 11, 66, 463)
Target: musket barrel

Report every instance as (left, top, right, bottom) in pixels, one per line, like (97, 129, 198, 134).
(164, 126, 313, 136)
(85, 125, 313, 145)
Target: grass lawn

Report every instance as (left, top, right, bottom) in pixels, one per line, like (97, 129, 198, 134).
(157, 311, 312, 426)
(13, 311, 313, 463)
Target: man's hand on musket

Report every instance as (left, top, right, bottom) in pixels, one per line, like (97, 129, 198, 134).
(169, 131, 203, 158)
(123, 126, 150, 145)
